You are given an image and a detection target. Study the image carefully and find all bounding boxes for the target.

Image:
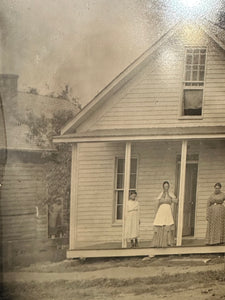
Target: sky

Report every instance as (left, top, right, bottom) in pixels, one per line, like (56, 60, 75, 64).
(0, 0, 224, 106)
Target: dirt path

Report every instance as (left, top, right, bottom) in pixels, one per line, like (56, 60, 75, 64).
(2, 263, 225, 282)
(2, 257, 225, 300)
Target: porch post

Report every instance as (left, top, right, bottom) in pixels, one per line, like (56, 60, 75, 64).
(122, 142, 132, 248)
(69, 143, 78, 250)
(176, 140, 188, 246)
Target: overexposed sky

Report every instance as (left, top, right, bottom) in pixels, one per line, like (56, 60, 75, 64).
(0, 0, 223, 106)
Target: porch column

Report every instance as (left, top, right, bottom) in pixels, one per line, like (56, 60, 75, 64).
(69, 143, 78, 250)
(122, 142, 132, 248)
(176, 140, 188, 246)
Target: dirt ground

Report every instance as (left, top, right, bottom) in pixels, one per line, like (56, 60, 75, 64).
(1, 254, 225, 300)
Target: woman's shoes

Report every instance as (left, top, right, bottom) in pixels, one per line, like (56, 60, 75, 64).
(135, 238, 139, 248)
(130, 239, 139, 248)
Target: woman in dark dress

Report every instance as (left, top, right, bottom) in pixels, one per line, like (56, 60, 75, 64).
(206, 183, 225, 245)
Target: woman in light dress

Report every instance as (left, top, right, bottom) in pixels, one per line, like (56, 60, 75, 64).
(126, 191, 140, 248)
(206, 183, 225, 245)
(152, 181, 178, 248)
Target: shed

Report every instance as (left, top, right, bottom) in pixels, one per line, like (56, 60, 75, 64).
(0, 74, 79, 266)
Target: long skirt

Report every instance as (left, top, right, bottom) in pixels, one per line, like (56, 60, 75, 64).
(152, 204, 175, 247)
(206, 204, 225, 245)
(126, 210, 139, 240)
(152, 225, 175, 247)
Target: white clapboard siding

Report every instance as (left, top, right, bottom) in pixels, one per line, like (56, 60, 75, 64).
(194, 141, 225, 238)
(89, 31, 225, 131)
(76, 141, 181, 244)
(75, 140, 225, 246)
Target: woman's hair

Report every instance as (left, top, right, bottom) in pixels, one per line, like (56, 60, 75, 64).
(162, 181, 170, 188)
(130, 191, 137, 196)
(214, 182, 222, 188)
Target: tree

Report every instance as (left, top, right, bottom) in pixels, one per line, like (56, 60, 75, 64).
(20, 90, 81, 237)
(217, 4, 225, 28)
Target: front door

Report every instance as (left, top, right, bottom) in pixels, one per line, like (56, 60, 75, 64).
(176, 163, 198, 236)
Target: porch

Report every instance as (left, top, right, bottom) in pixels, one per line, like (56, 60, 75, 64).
(54, 131, 225, 258)
(67, 243, 225, 259)
(68, 238, 225, 259)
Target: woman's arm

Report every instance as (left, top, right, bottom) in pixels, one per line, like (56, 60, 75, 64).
(206, 195, 213, 220)
(171, 197, 178, 204)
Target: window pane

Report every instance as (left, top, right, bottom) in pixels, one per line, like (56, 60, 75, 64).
(186, 54, 192, 64)
(193, 54, 199, 64)
(117, 174, 124, 189)
(117, 191, 124, 204)
(130, 174, 136, 189)
(117, 159, 124, 173)
(200, 54, 206, 65)
(199, 70, 205, 81)
(117, 205, 123, 220)
(185, 48, 206, 83)
(183, 89, 203, 116)
(185, 71, 191, 81)
(192, 71, 198, 81)
(131, 159, 137, 173)
(193, 49, 200, 53)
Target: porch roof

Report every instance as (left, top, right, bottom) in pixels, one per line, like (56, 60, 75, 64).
(53, 125, 225, 143)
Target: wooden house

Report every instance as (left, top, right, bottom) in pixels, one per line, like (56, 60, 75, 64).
(54, 21, 225, 258)
(0, 74, 78, 266)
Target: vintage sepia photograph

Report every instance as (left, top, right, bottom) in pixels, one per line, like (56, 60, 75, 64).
(1, 0, 225, 299)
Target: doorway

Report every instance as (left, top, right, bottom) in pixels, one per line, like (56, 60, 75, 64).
(176, 162, 198, 236)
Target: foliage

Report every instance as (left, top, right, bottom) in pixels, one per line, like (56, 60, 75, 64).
(217, 4, 225, 28)
(23, 109, 77, 210)
(56, 84, 82, 110)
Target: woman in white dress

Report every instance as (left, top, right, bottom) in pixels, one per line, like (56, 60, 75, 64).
(126, 191, 140, 248)
(152, 181, 178, 248)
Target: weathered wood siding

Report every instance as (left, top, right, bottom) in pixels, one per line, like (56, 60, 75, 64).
(75, 140, 225, 247)
(0, 161, 47, 241)
(87, 29, 225, 131)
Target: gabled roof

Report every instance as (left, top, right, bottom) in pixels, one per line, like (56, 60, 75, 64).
(61, 22, 180, 135)
(61, 19, 225, 136)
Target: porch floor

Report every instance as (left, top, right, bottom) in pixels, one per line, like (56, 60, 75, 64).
(75, 238, 205, 250)
(68, 239, 225, 258)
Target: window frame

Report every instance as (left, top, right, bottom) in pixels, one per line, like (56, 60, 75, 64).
(113, 156, 138, 225)
(179, 46, 207, 119)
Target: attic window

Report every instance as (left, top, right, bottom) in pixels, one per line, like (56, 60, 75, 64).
(182, 48, 206, 116)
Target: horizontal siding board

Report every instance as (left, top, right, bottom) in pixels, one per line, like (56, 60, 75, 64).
(90, 35, 225, 131)
(74, 140, 225, 244)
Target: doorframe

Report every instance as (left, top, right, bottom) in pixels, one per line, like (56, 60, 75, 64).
(175, 158, 199, 238)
